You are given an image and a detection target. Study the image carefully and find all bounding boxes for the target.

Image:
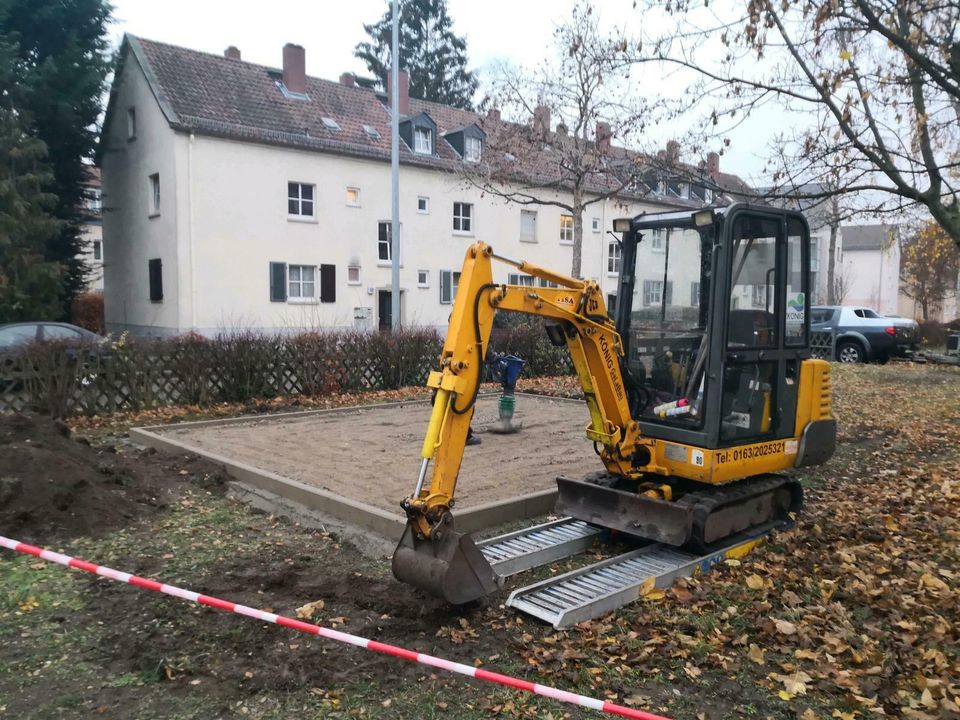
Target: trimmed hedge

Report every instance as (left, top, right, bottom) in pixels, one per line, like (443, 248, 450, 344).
(1, 325, 573, 418)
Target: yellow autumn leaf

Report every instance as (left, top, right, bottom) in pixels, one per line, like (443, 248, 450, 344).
(639, 577, 665, 601)
(746, 574, 764, 590)
(294, 599, 325, 621)
(779, 690, 795, 701)
(839, 49, 853, 61)
(18, 596, 40, 612)
(747, 643, 766, 664)
(883, 515, 899, 532)
(919, 573, 949, 592)
(831, 711, 856, 720)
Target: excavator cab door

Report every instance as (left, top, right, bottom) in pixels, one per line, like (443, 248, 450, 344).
(719, 208, 809, 444)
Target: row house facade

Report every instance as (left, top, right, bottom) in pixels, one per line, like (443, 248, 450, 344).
(99, 36, 745, 336)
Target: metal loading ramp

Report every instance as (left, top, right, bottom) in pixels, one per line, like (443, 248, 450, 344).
(477, 518, 603, 577)
(506, 539, 757, 629)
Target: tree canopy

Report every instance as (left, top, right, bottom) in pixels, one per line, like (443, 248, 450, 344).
(900, 220, 960, 320)
(0, 0, 113, 318)
(626, 0, 960, 248)
(355, 0, 478, 109)
(463, 4, 648, 278)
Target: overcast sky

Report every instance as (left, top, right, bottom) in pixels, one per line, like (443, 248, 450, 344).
(108, 0, 774, 180)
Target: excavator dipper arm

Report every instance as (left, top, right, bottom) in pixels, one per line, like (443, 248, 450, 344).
(392, 242, 658, 603)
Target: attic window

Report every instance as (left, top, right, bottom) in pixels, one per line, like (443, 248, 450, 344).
(321, 117, 341, 131)
(363, 125, 381, 140)
(414, 127, 432, 154)
(464, 136, 482, 162)
(275, 80, 310, 102)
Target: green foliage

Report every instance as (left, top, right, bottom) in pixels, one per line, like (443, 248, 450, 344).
(0, 0, 113, 315)
(0, 105, 63, 322)
(355, 0, 478, 109)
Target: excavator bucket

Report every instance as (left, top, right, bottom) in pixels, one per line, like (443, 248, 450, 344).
(392, 523, 501, 605)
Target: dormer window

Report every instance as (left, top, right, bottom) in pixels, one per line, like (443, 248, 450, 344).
(321, 117, 340, 131)
(464, 136, 482, 162)
(414, 127, 432, 154)
(363, 124, 381, 140)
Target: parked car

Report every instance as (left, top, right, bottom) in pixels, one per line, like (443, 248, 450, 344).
(810, 306, 917, 363)
(0, 322, 104, 355)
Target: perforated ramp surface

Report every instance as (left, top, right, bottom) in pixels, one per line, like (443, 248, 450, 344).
(477, 518, 602, 577)
(506, 539, 759, 628)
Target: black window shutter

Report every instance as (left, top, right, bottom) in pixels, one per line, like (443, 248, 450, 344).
(319, 264, 336, 303)
(148, 258, 163, 302)
(270, 262, 287, 302)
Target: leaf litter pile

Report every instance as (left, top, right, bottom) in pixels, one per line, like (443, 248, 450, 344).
(481, 364, 959, 719)
(0, 362, 957, 719)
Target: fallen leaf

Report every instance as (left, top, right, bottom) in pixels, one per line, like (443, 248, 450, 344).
(775, 619, 798, 636)
(295, 599, 325, 620)
(746, 574, 765, 590)
(747, 644, 766, 664)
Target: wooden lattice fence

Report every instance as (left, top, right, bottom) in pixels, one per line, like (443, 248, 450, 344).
(0, 326, 575, 418)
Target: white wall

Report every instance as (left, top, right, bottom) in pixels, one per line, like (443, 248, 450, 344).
(102, 54, 181, 335)
(78, 221, 104, 292)
(842, 242, 900, 315)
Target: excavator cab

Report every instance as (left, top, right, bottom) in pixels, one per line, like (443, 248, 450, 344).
(611, 204, 812, 449)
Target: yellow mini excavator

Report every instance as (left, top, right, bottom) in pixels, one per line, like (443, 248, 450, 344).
(393, 204, 836, 603)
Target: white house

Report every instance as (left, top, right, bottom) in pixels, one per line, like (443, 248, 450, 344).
(840, 224, 900, 315)
(99, 36, 743, 336)
(77, 167, 104, 292)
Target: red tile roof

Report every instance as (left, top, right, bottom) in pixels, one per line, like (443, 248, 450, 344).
(119, 35, 750, 204)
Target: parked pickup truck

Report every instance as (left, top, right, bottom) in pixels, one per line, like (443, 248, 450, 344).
(811, 306, 919, 363)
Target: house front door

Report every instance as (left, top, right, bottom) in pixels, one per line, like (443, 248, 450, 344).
(378, 290, 392, 331)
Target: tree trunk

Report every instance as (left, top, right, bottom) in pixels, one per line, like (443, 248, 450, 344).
(571, 186, 584, 279)
(826, 221, 839, 305)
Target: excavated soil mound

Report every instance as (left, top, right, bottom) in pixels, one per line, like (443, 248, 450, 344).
(0, 413, 228, 543)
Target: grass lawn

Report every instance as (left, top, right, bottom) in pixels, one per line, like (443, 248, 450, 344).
(0, 363, 957, 719)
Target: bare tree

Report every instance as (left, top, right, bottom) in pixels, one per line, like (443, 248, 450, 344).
(626, 0, 960, 247)
(462, 3, 651, 277)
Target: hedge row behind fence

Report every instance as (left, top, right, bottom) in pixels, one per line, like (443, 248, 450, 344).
(0, 325, 573, 418)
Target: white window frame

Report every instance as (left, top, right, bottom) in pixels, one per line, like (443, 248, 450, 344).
(346, 187, 361, 207)
(592, 217, 601, 233)
(288, 264, 317, 302)
(127, 107, 136, 140)
(453, 202, 473, 234)
(377, 221, 401, 266)
(690, 281, 701, 307)
(508, 272, 536, 287)
(559, 214, 574, 245)
(651, 228, 666, 251)
(93, 240, 102, 261)
(607, 240, 621, 276)
(414, 127, 432, 154)
(417, 270, 429, 288)
(148, 173, 160, 217)
(288, 182, 316, 220)
(417, 196, 430, 214)
(347, 265, 361, 285)
(520, 209, 537, 243)
(644, 279, 664, 307)
(464, 136, 482, 162)
(439, 270, 461, 304)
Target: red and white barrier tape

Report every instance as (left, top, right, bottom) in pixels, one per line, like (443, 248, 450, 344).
(0, 535, 671, 720)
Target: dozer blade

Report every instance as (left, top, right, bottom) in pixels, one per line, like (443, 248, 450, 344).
(555, 476, 694, 546)
(392, 523, 502, 605)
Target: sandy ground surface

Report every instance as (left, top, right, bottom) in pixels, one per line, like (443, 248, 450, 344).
(156, 394, 599, 513)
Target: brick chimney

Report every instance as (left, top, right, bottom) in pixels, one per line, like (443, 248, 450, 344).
(224, 46, 241, 61)
(282, 43, 306, 95)
(596, 121, 612, 154)
(388, 68, 410, 116)
(487, 107, 501, 123)
(533, 104, 550, 136)
(665, 140, 680, 165)
(707, 151, 720, 179)
(339, 72, 355, 87)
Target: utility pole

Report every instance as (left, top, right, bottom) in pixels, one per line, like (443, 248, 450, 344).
(390, 0, 401, 331)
